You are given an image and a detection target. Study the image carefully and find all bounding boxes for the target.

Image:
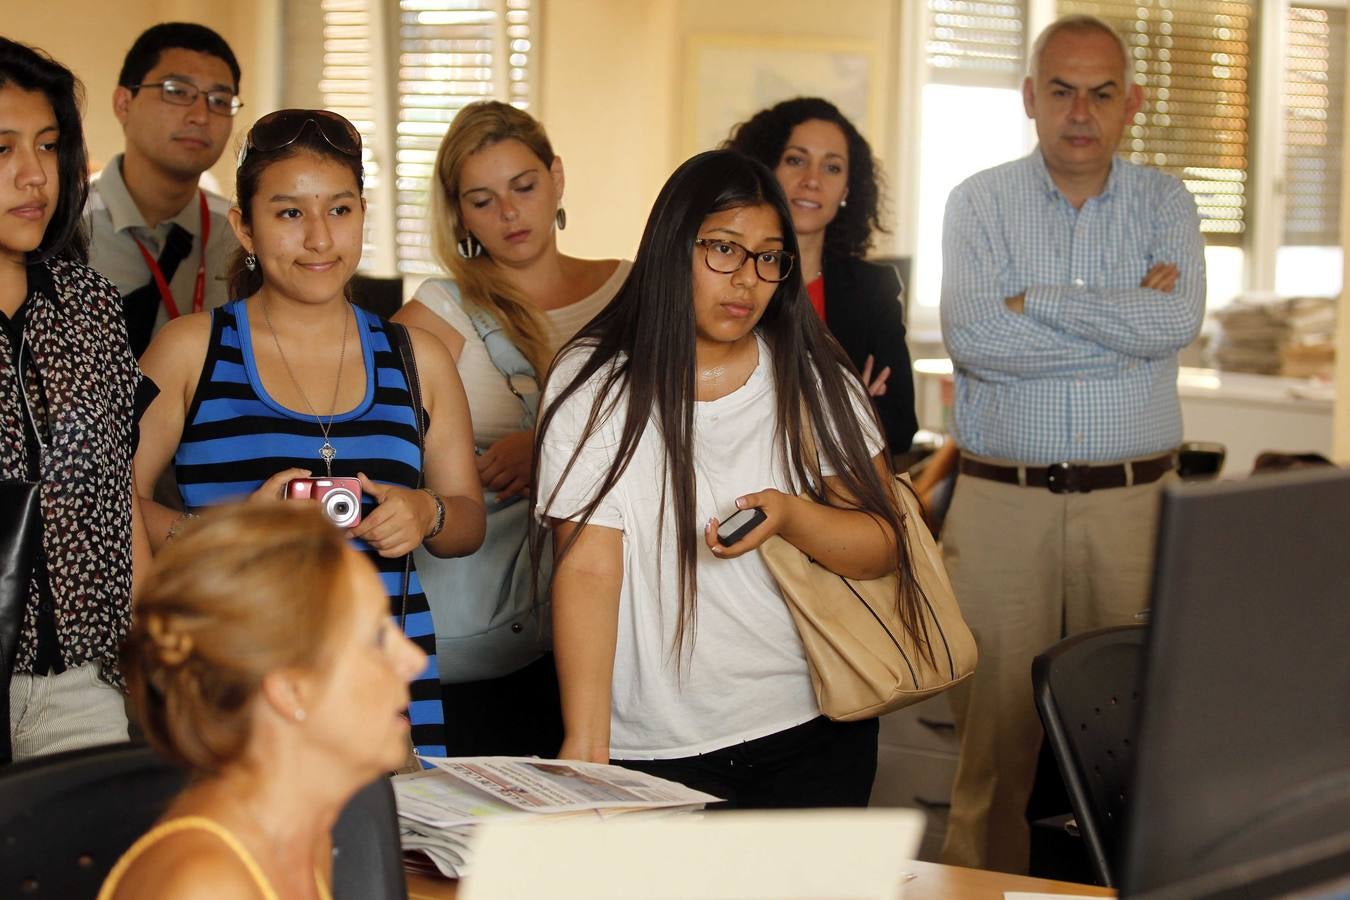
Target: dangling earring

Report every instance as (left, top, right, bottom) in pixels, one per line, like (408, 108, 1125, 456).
(456, 233, 483, 259)
(555, 207, 567, 231)
(244, 253, 257, 271)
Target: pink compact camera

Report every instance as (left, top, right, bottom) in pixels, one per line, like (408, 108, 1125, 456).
(285, 477, 363, 528)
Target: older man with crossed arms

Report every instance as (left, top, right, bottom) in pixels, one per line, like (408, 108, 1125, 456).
(938, 14, 1206, 873)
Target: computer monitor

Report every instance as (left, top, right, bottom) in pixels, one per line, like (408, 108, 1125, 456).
(1120, 467, 1350, 899)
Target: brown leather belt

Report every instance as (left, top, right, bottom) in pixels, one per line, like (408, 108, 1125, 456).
(959, 452, 1175, 494)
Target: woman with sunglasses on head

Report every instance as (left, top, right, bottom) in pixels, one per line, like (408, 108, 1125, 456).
(725, 98, 918, 453)
(132, 109, 485, 760)
(535, 150, 926, 808)
(391, 101, 627, 757)
(0, 38, 152, 761)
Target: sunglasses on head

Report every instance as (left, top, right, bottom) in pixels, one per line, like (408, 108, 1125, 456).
(241, 109, 362, 162)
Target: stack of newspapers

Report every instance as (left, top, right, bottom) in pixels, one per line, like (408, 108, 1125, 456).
(394, 756, 721, 878)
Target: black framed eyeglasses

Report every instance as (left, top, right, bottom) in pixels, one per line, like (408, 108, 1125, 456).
(694, 238, 795, 283)
(242, 109, 362, 162)
(131, 78, 242, 117)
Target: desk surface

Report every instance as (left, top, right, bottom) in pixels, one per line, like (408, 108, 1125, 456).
(405, 859, 1117, 899)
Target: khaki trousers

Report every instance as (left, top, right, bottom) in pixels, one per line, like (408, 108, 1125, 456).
(938, 465, 1168, 874)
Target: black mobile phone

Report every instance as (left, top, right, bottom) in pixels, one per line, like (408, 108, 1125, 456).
(717, 507, 766, 546)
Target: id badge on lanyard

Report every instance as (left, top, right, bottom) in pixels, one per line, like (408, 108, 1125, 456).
(130, 191, 212, 320)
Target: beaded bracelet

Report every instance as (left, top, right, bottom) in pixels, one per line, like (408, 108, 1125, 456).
(421, 488, 446, 540)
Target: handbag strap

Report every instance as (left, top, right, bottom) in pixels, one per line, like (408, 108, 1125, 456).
(389, 320, 426, 480)
(387, 320, 424, 629)
(439, 279, 539, 430)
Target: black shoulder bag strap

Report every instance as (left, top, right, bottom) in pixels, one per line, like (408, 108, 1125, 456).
(387, 321, 425, 629)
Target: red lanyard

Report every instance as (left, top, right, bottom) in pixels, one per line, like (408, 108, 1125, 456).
(130, 191, 211, 320)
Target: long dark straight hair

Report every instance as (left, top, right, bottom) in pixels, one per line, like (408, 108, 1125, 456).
(0, 38, 90, 264)
(532, 149, 929, 662)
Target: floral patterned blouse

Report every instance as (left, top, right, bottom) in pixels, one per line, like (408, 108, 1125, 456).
(0, 258, 147, 680)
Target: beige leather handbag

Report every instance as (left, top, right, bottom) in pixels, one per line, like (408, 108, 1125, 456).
(758, 473, 977, 721)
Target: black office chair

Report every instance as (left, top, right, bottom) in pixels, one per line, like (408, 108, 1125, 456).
(0, 741, 408, 899)
(332, 769, 408, 899)
(1032, 625, 1148, 887)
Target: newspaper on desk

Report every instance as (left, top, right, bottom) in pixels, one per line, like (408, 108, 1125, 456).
(393, 756, 721, 878)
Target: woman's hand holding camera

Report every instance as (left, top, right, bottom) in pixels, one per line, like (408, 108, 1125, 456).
(704, 489, 801, 559)
(350, 473, 438, 558)
(249, 468, 314, 503)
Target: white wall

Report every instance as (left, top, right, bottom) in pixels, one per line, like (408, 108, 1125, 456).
(5, 0, 278, 200)
(539, 0, 904, 261)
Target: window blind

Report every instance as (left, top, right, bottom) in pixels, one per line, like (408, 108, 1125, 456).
(926, 0, 1028, 87)
(395, 0, 537, 274)
(1057, 0, 1256, 245)
(1282, 3, 1345, 247)
(320, 0, 384, 265)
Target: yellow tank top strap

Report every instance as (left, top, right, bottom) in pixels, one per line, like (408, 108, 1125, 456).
(98, 814, 332, 900)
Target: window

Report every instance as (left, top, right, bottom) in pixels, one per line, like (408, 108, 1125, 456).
(307, 0, 539, 276)
(908, 1, 1338, 315)
(912, 1, 1030, 310)
(1060, 0, 1255, 244)
(318, 0, 386, 270)
(1276, 2, 1345, 298)
(394, 0, 537, 274)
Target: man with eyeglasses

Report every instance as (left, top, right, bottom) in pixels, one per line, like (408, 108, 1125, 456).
(85, 23, 242, 357)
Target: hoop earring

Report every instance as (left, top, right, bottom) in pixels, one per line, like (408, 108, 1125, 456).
(244, 253, 257, 271)
(456, 234, 483, 259)
(555, 207, 567, 231)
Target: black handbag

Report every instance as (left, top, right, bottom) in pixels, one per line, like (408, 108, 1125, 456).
(2, 333, 46, 763)
(0, 482, 41, 756)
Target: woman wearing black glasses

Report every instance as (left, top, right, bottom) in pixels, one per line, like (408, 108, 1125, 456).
(534, 150, 918, 808)
(132, 110, 485, 760)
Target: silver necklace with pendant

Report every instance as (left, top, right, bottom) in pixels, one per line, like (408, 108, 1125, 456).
(261, 298, 351, 476)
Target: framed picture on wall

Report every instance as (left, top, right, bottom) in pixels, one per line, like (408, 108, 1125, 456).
(682, 34, 881, 156)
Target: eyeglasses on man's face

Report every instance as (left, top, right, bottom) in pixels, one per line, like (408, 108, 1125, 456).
(131, 78, 242, 117)
(694, 238, 795, 283)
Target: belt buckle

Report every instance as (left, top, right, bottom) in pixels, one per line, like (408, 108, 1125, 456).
(1046, 462, 1084, 494)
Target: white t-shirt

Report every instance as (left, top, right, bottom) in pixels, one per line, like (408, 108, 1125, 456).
(535, 334, 882, 759)
(413, 260, 631, 446)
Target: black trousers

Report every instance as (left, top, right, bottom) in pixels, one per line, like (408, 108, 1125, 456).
(439, 653, 564, 758)
(615, 715, 879, 810)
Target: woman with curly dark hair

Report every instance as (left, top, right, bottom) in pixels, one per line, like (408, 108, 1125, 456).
(726, 97, 917, 452)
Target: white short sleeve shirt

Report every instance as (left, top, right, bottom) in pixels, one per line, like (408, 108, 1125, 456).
(536, 335, 882, 759)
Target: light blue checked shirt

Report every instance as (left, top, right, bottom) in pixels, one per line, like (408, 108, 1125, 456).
(940, 151, 1205, 464)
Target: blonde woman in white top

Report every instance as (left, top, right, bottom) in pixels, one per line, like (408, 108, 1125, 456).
(393, 101, 627, 757)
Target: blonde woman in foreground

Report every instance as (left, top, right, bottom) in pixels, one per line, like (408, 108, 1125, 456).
(99, 504, 425, 900)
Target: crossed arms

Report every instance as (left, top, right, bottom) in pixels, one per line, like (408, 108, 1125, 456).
(940, 177, 1206, 383)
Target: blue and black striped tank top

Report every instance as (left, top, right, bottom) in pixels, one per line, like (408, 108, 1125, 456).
(175, 299, 446, 757)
